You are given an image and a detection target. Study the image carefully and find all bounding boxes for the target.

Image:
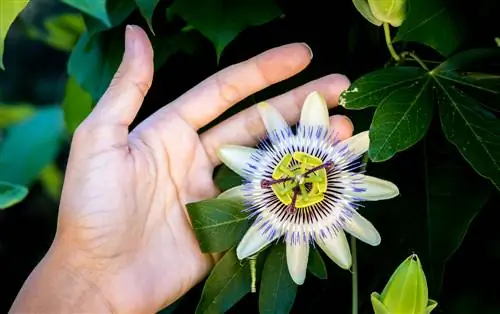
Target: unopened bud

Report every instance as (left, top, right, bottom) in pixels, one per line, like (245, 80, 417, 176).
(371, 254, 438, 314)
(352, 0, 406, 27)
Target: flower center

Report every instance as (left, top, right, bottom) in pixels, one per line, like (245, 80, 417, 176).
(260, 152, 333, 213)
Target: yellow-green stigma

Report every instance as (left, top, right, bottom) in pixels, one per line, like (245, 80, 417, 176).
(260, 152, 333, 214)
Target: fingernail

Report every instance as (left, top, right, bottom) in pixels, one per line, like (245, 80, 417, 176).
(125, 25, 138, 55)
(301, 43, 313, 59)
(344, 115, 354, 131)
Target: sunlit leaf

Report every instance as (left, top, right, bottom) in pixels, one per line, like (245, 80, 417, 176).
(307, 247, 327, 279)
(196, 247, 251, 314)
(39, 163, 63, 200)
(339, 67, 427, 110)
(259, 244, 297, 314)
(26, 13, 85, 51)
(369, 77, 434, 161)
(169, 0, 282, 60)
(61, 0, 110, 27)
(0, 106, 65, 186)
(394, 0, 465, 56)
(186, 198, 250, 253)
(0, 0, 30, 69)
(0, 104, 34, 128)
(62, 76, 93, 134)
(0, 181, 28, 209)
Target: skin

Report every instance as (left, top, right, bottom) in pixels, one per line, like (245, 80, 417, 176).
(9, 25, 353, 314)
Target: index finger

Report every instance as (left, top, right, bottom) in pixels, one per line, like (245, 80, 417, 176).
(150, 43, 312, 130)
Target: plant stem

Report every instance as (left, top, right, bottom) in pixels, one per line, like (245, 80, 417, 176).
(249, 255, 257, 293)
(351, 235, 358, 314)
(401, 51, 430, 71)
(383, 23, 400, 61)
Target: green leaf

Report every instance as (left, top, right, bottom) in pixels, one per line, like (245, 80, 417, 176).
(135, 0, 159, 33)
(186, 198, 250, 253)
(169, 0, 282, 60)
(68, 29, 124, 101)
(394, 0, 465, 56)
(39, 163, 64, 200)
(0, 181, 28, 209)
(339, 67, 427, 110)
(307, 247, 327, 279)
(431, 48, 500, 95)
(62, 76, 93, 134)
(84, 0, 136, 34)
(0, 0, 30, 69)
(259, 244, 297, 314)
(196, 247, 251, 314)
(424, 138, 492, 293)
(435, 77, 500, 189)
(0, 104, 35, 128)
(151, 31, 200, 71)
(368, 77, 434, 161)
(61, 0, 110, 27)
(0, 106, 65, 186)
(26, 13, 86, 51)
(214, 164, 242, 191)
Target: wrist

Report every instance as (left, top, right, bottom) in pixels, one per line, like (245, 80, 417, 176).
(10, 239, 115, 314)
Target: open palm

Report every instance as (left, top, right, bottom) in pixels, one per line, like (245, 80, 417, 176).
(51, 25, 352, 313)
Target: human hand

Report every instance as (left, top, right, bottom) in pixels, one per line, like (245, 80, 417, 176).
(10, 25, 353, 313)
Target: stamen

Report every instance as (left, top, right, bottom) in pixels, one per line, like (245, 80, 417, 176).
(260, 177, 293, 189)
(303, 160, 334, 176)
(287, 187, 299, 214)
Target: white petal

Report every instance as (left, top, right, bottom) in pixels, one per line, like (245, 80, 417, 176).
(339, 130, 369, 156)
(216, 145, 257, 177)
(343, 211, 381, 246)
(217, 185, 245, 200)
(257, 102, 289, 137)
(316, 230, 352, 269)
(346, 175, 399, 201)
(236, 223, 282, 260)
(286, 243, 309, 285)
(299, 91, 329, 130)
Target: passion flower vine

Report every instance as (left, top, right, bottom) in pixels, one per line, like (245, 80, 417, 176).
(216, 91, 399, 285)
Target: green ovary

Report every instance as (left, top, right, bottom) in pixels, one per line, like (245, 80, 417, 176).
(271, 152, 328, 208)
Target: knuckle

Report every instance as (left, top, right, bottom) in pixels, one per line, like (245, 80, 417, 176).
(108, 70, 151, 99)
(214, 70, 241, 105)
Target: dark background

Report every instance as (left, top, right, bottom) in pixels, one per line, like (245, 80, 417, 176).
(1, 0, 500, 313)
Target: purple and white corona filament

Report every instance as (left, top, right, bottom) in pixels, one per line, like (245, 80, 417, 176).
(217, 91, 399, 285)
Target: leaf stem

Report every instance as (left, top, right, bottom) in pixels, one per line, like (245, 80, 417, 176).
(383, 23, 400, 61)
(401, 51, 430, 71)
(351, 235, 358, 314)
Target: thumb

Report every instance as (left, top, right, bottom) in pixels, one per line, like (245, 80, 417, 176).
(80, 25, 154, 146)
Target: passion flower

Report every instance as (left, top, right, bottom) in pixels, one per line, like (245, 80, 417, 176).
(217, 91, 399, 285)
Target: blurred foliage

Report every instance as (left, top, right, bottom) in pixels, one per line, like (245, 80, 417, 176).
(1, 0, 500, 313)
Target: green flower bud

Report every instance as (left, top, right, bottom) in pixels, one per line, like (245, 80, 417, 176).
(371, 254, 438, 314)
(352, 0, 406, 27)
